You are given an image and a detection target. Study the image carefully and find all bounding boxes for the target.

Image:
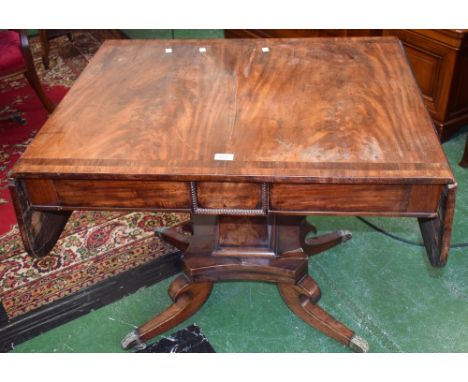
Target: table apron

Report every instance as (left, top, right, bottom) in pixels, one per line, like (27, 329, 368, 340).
(20, 178, 443, 217)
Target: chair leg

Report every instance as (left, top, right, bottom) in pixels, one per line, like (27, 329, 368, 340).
(24, 71, 55, 114)
(19, 30, 55, 113)
(39, 30, 50, 69)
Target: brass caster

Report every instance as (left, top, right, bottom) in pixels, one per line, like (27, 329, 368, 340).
(349, 334, 369, 353)
(121, 329, 147, 351)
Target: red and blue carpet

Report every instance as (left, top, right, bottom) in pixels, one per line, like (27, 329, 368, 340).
(0, 31, 184, 351)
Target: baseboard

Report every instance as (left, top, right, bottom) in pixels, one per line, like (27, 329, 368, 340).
(0, 251, 182, 352)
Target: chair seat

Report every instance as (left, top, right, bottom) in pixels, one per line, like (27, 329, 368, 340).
(0, 31, 25, 76)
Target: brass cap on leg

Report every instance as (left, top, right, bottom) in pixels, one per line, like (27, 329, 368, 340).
(338, 230, 353, 243)
(121, 329, 147, 351)
(349, 334, 369, 353)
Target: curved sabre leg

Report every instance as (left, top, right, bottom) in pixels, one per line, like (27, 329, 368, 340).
(300, 219, 352, 257)
(278, 275, 369, 352)
(155, 219, 193, 251)
(122, 274, 213, 350)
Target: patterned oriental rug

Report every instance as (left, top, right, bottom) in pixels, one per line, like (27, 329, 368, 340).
(0, 31, 184, 350)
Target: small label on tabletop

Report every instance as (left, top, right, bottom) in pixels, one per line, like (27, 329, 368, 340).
(214, 153, 234, 161)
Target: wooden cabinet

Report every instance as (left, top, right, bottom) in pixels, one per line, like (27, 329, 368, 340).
(383, 30, 468, 140)
(225, 29, 468, 140)
(224, 29, 382, 38)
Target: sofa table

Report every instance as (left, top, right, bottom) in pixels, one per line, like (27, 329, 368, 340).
(9, 37, 456, 352)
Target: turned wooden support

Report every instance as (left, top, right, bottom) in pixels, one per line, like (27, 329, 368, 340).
(123, 214, 366, 352)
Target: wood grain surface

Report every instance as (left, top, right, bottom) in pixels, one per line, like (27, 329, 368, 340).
(270, 183, 442, 214)
(196, 182, 262, 209)
(12, 37, 453, 184)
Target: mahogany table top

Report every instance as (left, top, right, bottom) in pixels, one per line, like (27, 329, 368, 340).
(12, 37, 454, 184)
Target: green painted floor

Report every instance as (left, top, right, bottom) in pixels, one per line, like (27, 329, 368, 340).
(13, 126, 468, 353)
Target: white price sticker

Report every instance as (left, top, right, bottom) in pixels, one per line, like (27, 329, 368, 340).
(214, 153, 234, 161)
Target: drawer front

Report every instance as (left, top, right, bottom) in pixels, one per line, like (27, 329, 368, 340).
(23, 179, 443, 217)
(194, 182, 263, 210)
(270, 183, 442, 215)
(191, 182, 267, 215)
(24, 179, 191, 210)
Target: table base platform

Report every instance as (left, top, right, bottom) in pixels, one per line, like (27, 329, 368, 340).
(121, 215, 369, 353)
